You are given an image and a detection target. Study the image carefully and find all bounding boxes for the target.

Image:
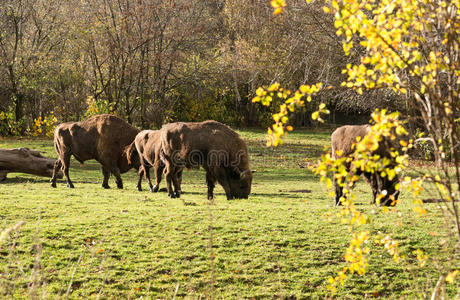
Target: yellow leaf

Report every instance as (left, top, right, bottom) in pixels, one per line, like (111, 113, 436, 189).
(270, 0, 286, 8)
(273, 7, 283, 15)
(445, 270, 458, 283)
(268, 82, 280, 91)
(299, 85, 309, 94)
(256, 87, 265, 96)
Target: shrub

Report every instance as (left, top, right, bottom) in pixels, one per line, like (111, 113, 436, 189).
(0, 108, 26, 136)
(32, 112, 58, 137)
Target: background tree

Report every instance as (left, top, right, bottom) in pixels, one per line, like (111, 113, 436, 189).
(0, 0, 409, 131)
(0, 0, 66, 125)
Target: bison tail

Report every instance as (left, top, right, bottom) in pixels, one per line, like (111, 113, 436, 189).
(54, 139, 61, 156)
(125, 142, 137, 166)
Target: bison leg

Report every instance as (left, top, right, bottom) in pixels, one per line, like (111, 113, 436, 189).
(111, 166, 123, 189)
(50, 159, 62, 188)
(215, 170, 232, 199)
(176, 169, 183, 194)
(365, 173, 396, 206)
(365, 172, 386, 205)
(218, 181, 232, 200)
(60, 152, 74, 188)
(222, 183, 233, 200)
(165, 165, 176, 198)
(143, 165, 155, 193)
(102, 167, 111, 189)
(136, 166, 144, 191)
(334, 176, 344, 206)
(206, 172, 216, 200)
(152, 160, 164, 193)
(365, 173, 379, 205)
(171, 169, 181, 198)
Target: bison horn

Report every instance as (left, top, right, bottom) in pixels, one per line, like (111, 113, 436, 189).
(240, 170, 251, 180)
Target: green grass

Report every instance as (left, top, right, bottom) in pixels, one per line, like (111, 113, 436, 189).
(0, 129, 458, 298)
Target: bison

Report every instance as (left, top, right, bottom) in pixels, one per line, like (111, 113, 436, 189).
(128, 129, 182, 193)
(51, 114, 140, 189)
(331, 124, 400, 206)
(161, 120, 253, 200)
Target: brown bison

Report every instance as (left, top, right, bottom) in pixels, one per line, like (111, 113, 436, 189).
(161, 120, 253, 199)
(51, 114, 140, 189)
(331, 124, 400, 206)
(128, 129, 182, 193)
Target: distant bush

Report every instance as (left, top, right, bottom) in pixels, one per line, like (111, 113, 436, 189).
(84, 96, 114, 118)
(0, 108, 26, 136)
(32, 112, 58, 137)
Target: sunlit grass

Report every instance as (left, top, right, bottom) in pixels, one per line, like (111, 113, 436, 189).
(0, 129, 457, 298)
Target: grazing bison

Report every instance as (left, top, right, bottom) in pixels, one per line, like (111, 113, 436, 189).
(331, 124, 400, 206)
(128, 129, 182, 193)
(161, 120, 253, 199)
(51, 114, 140, 189)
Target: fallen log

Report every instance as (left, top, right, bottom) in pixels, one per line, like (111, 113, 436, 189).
(0, 148, 63, 181)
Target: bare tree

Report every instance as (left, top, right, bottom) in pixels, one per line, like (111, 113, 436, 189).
(0, 0, 67, 123)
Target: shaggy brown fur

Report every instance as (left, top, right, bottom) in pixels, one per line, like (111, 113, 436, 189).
(51, 114, 140, 189)
(129, 129, 182, 193)
(331, 124, 399, 206)
(161, 120, 252, 199)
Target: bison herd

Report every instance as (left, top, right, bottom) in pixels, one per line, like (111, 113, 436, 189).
(50, 114, 252, 200)
(49, 114, 399, 206)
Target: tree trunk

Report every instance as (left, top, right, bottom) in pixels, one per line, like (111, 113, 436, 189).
(0, 148, 63, 181)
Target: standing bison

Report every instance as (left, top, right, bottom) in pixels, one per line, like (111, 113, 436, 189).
(129, 129, 182, 193)
(161, 120, 253, 199)
(51, 114, 140, 189)
(331, 124, 400, 206)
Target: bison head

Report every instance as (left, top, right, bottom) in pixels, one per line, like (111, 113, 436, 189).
(226, 168, 253, 199)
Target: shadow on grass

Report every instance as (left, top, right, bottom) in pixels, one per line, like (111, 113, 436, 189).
(280, 189, 312, 193)
(134, 190, 205, 198)
(1, 177, 53, 184)
(250, 192, 304, 199)
(422, 198, 458, 203)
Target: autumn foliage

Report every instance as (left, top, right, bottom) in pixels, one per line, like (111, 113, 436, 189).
(258, 0, 459, 295)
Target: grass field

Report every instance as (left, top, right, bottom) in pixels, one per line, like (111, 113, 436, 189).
(0, 129, 458, 299)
